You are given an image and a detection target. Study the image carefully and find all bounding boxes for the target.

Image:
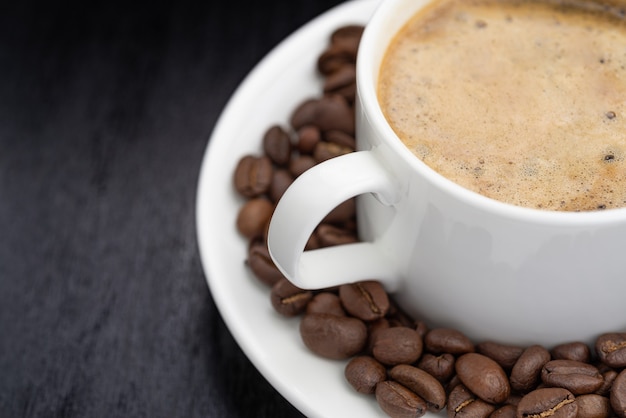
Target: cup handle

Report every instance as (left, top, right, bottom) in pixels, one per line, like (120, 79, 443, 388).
(267, 150, 400, 290)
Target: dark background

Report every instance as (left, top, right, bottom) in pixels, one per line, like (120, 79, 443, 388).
(0, 0, 345, 416)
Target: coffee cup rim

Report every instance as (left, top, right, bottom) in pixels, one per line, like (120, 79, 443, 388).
(356, 0, 626, 226)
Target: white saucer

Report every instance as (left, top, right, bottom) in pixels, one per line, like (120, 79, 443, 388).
(195, 1, 414, 416)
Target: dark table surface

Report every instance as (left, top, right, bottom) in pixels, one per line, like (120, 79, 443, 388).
(0, 1, 347, 416)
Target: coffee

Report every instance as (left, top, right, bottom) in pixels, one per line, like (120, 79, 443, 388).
(235, 22, 626, 417)
(378, 0, 626, 211)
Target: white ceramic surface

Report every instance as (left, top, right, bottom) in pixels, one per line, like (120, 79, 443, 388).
(195, 1, 404, 417)
(267, 0, 626, 347)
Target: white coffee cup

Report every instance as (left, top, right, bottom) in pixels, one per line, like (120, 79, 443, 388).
(267, 0, 626, 346)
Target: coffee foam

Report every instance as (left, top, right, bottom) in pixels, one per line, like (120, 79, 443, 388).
(378, 0, 626, 211)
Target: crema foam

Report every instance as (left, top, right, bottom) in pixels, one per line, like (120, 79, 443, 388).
(379, 0, 626, 211)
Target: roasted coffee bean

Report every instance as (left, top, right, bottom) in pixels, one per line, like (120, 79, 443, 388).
(516, 388, 577, 418)
(296, 125, 321, 154)
(424, 328, 475, 355)
(344, 355, 387, 395)
(446, 375, 463, 394)
(372, 326, 423, 366)
(596, 362, 615, 374)
(246, 239, 284, 286)
(551, 341, 592, 363)
(288, 155, 316, 178)
(299, 313, 367, 360)
(506, 393, 523, 406)
(342, 218, 358, 233)
(323, 65, 356, 103)
(329, 25, 364, 53)
(447, 383, 496, 418)
(390, 364, 447, 412)
(321, 198, 356, 224)
(339, 280, 389, 321)
(290, 98, 318, 129)
(510, 345, 551, 393)
(575, 394, 611, 418)
(456, 353, 510, 404)
(376, 380, 428, 418)
(610, 369, 626, 418)
(236, 197, 274, 239)
(306, 292, 345, 317)
(290, 95, 355, 135)
(489, 404, 517, 418)
(476, 341, 524, 370)
(317, 44, 357, 76)
(418, 353, 455, 383)
(270, 278, 313, 317)
(324, 129, 356, 150)
(304, 229, 321, 250)
(367, 318, 391, 353)
(374, 302, 411, 329)
(368, 317, 391, 334)
(268, 169, 293, 203)
(596, 333, 626, 368)
(596, 369, 618, 396)
(316, 223, 358, 247)
(414, 320, 429, 339)
(541, 360, 603, 395)
(263, 125, 292, 166)
(233, 155, 273, 197)
(313, 140, 353, 163)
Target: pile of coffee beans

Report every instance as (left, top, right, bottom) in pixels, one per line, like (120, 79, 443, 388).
(232, 25, 626, 418)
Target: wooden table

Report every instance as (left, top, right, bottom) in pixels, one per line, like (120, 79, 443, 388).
(0, 1, 345, 416)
